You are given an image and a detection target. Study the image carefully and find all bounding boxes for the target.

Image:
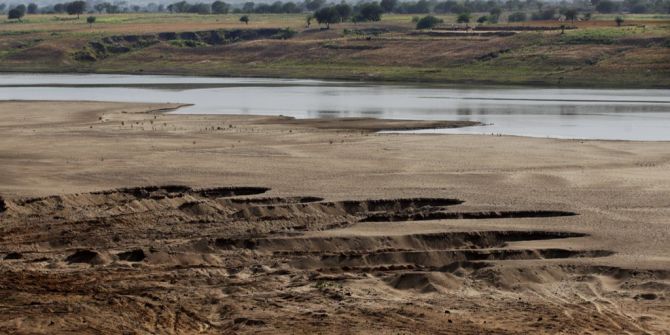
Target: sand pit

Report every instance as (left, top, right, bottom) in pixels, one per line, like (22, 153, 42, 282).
(0, 101, 669, 334)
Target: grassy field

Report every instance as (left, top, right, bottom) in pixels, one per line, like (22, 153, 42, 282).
(0, 12, 669, 87)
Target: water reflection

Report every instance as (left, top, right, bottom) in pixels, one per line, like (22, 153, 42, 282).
(1, 74, 669, 141)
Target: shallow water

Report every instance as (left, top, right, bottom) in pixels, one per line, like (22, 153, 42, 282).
(1, 73, 669, 141)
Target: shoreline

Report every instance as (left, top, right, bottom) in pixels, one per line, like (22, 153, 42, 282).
(2, 69, 670, 90)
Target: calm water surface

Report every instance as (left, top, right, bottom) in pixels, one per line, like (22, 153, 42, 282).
(1, 73, 669, 141)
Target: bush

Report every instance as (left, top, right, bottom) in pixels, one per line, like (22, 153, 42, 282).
(239, 15, 249, 24)
(8, 8, 25, 20)
(477, 15, 488, 23)
(415, 15, 444, 29)
(456, 12, 471, 23)
(508, 12, 527, 22)
(615, 16, 624, 26)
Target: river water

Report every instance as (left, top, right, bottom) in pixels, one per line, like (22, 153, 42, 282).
(1, 73, 669, 141)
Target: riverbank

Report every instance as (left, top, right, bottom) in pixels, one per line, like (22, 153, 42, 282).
(0, 100, 669, 333)
(1, 13, 669, 88)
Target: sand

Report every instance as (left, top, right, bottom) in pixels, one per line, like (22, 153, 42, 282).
(0, 101, 669, 334)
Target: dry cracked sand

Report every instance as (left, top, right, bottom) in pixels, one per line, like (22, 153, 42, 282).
(0, 101, 669, 334)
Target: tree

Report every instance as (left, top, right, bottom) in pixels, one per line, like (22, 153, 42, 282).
(240, 15, 249, 24)
(314, 7, 339, 28)
(66, 1, 86, 18)
(94, 3, 108, 13)
(334, 3, 352, 22)
(531, 8, 555, 20)
(305, 0, 326, 11)
(457, 12, 471, 23)
(242, 2, 255, 13)
(8, 8, 25, 21)
(212, 1, 230, 14)
(615, 16, 624, 26)
(27, 3, 38, 14)
(508, 11, 527, 21)
(354, 2, 383, 22)
(596, 0, 618, 13)
(54, 3, 65, 13)
(563, 8, 578, 23)
(415, 15, 443, 29)
(87, 16, 96, 27)
(380, 0, 398, 12)
(489, 7, 502, 22)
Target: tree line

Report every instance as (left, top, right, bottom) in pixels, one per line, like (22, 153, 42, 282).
(3, 0, 669, 20)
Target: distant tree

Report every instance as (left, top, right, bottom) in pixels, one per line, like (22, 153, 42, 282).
(54, 3, 66, 13)
(596, 0, 618, 13)
(27, 3, 38, 14)
(94, 3, 107, 13)
(87, 15, 96, 27)
(132, 5, 141, 12)
(354, 2, 383, 22)
(14, 4, 27, 15)
(211, 1, 230, 14)
(281, 2, 300, 13)
(415, 15, 443, 29)
(531, 8, 555, 20)
(334, 3, 352, 22)
(615, 15, 624, 26)
(630, 3, 648, 13)
(456, 12, 471, 23)
(563, 8, 578, 23)
(477, 15, 488, 23)
(240, 15, 249, 24)
(0, 4, 6, 13)
(380, 0, 398, 12)
(508, 11, 527, 22)
(314, 6, 339, 28)
(66, 1, 87, 18)
(305, 0, 326, 11)
(242, 2, 255, 13)
(489, 7, 502, 22)
(8, 8, 25, 21)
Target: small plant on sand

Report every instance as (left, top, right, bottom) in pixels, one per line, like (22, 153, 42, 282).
(615, 16, 624, 27)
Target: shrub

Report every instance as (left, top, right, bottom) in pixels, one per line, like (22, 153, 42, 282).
(456, 12, 471, 23)
(508, 12, 527, 22)
(615, 16, 624, 26)
(415, 15, 444, 29)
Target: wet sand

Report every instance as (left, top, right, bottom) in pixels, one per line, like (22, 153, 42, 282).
(0, 101, 669, 334)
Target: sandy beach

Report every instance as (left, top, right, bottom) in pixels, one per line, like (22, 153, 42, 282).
(1, 101, 669, 334)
